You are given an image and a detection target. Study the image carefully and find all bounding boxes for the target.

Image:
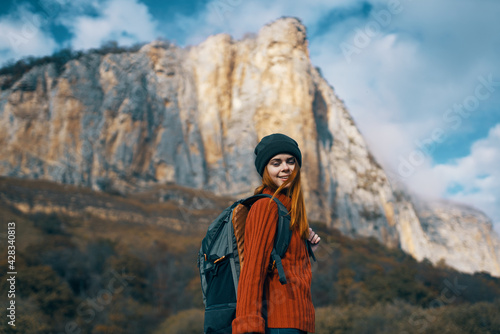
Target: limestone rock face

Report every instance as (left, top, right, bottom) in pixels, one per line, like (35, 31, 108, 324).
(1, 17, 499, 276)
(398, 196, 500, 275)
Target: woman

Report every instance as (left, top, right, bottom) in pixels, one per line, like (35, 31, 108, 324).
(232, 133, 320, 334)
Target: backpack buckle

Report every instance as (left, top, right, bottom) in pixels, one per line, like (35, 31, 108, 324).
(268, 260, 276, 272)
(214, 255, 226, 264)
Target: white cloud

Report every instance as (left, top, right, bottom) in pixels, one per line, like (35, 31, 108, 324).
(0, 0, 159, 65)
(404, 124, 500, 233)
(0, 5, 58, 65)
(167, 0, 358, 46)
(64, 0, 159, 50)
(381, 133, 500, 232)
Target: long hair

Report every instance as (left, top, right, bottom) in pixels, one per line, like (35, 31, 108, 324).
(254, 164, 309, 239)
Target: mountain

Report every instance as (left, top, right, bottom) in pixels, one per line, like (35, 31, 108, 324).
(0, 17, 499, 276)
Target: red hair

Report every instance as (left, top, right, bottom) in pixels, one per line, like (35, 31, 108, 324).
(254, 164, 309, 239)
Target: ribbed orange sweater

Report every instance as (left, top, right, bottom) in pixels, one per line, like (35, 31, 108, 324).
(232, 187, 315, 333)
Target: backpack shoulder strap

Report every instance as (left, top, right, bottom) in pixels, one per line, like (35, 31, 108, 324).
(272, 202, 292, 285)
(241, 195, 291, 249)
(241, 194, 289, 221)
(243, 194, 292, 284)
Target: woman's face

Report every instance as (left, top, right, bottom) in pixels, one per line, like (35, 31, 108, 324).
(266, 153, 296, 188)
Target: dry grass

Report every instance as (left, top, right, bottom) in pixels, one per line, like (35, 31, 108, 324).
(0, 176, 232, 234)
(0, 176, 233, 256)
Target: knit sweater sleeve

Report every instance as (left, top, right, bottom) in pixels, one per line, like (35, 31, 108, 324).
(232, 198, 278, 334)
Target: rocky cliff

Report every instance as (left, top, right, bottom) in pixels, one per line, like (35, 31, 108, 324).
(1, 17, 499, 276)
(399, 193, 500, 275)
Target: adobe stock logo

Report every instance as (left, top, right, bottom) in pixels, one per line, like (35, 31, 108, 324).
(8, 0, 68, 53)
(208, 0, 243, 22)
(404, 276, 467, 333)
(340, 0, 413, 64)
(398, 74, 500, 178)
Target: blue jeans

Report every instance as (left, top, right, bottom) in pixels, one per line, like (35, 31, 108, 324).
(265, 328, 307, 334)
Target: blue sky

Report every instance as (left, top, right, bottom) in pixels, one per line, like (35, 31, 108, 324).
(1, 0, 499, 232)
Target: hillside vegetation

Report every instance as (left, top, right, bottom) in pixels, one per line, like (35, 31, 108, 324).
(0, 177, 499, 333)
(0, 41, 146, 90)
